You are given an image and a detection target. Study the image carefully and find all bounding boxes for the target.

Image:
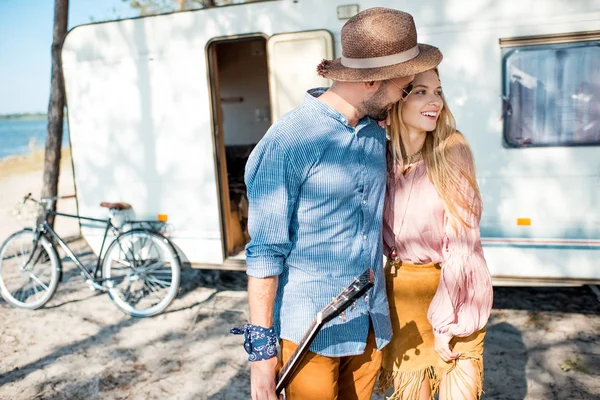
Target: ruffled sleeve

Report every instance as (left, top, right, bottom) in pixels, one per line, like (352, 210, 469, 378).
(427, 136, 493, 338)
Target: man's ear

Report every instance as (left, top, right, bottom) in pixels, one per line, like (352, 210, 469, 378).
(364, 80, 382, 94)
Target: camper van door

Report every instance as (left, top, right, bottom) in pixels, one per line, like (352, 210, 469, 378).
(267, 30, 334, 121)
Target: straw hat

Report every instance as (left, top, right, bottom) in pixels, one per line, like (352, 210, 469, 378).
(317, 8, 442, 82)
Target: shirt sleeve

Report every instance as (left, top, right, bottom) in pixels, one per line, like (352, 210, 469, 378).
(382, 144, 396, 256)
(244, 137, 302, 278)
(427, 138, 493, 338)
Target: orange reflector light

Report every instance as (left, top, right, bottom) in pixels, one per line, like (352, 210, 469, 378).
(517, 218, 531, 226)
(157, 214, 168, 222)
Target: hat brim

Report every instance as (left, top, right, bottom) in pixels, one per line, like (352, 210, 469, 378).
(320, 44, 443, 82)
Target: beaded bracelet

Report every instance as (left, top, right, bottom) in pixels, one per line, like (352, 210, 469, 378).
(230, 324, 278, 362)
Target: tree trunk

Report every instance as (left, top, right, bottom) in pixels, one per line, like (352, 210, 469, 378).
(41, 0, 69, 228)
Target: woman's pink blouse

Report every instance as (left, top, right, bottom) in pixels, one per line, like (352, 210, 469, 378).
(383, 148, 493, 339)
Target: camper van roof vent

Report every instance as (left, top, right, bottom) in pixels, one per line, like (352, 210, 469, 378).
(337, 5, 359, 20)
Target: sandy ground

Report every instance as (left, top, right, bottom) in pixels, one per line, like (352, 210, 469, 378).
(0, 155, 599, 399)
(0, 149, 79, 243)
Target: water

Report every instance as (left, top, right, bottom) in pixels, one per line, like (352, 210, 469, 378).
(0, 119, 70, 159)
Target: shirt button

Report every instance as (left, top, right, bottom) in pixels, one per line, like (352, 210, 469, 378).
(362, 199, 367, 205)
(363, 234, 367, 240)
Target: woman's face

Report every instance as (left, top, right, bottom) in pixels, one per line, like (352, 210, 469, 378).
(400, 70, 444, 134)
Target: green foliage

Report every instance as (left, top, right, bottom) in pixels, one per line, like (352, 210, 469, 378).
(123, 0, 175, 16)
(122, 0, 218, 16)
(122, 0, 269, 16)
(560, 357, 591, 374)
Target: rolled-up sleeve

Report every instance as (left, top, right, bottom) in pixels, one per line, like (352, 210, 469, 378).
(244, 137, 302, 278)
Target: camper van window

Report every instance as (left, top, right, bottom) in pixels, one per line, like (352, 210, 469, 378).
(502, 42, 600, 147)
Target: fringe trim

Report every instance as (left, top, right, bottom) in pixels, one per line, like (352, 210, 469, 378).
(436, 357, 484, 400)
(377, 366, 438, 400)
(378, 357, 484, 400)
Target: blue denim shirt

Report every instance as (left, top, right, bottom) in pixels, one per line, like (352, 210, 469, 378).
(245, 88, 392, 357)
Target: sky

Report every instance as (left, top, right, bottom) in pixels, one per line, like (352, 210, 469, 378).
(0, 0, 140, 114)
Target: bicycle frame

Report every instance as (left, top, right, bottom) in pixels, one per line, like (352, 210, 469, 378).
(38, 210, 116, 283)
(5, 195, 181, 316)
(21, 194, 169, 287)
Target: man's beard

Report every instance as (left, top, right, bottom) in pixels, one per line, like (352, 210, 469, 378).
(364, 105, 389, 121)
(359, 86, 390, 121)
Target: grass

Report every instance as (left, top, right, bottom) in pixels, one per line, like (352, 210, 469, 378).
(560, 357, 591, 374)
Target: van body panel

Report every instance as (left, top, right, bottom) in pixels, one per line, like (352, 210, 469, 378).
(62, 0, 600, 282)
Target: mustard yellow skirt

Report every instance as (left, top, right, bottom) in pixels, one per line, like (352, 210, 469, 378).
(378, 260, 486, 400)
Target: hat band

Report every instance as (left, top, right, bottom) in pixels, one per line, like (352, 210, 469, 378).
(341, 46, 420, 69)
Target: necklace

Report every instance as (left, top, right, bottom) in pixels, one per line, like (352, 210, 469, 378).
(390, 166, 418, 274)
(403, 150, 422, 165)
(402, 150, 422, 175)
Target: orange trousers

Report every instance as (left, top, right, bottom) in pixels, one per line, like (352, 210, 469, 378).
(280, 328, 382, 400)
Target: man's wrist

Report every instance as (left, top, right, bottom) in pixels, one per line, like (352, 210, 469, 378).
(231, 324, 278, 362)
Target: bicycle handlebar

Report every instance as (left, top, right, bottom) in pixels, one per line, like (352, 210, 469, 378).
(23, 193, 76, 208)
(23, 193, 40, 205)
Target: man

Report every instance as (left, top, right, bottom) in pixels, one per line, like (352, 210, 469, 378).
(241, 7, 442, 400)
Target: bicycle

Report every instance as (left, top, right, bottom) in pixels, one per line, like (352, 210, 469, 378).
(0, 194, 181, 317)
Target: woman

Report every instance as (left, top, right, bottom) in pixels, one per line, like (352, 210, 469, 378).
(378, 69, 494, 400)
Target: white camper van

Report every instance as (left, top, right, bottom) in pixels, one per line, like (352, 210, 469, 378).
(61, 0, 600, 284)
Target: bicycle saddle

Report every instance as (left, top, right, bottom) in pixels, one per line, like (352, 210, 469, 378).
(100, 202, 132, 210)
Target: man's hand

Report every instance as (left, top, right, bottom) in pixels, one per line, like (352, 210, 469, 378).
(251, 356, 281, 400)
(434, 333, 460, 362)
(377, 112, 392, 129)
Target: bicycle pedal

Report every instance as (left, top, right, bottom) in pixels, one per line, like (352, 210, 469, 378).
(85, 279, 107, 292)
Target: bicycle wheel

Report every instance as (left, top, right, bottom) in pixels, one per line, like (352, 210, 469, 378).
(102, 229, 180, 317)
(0, 229, 60, 309)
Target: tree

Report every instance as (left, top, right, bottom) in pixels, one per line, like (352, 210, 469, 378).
(41, 0, 69, 228)
(124, 0, 272, 16)
(180, 0, 218, 9)
(124, 0, 217, 16)
(125, 0, 173, 15)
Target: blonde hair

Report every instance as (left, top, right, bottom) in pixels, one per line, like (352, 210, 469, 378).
(387, 69, 482, 229)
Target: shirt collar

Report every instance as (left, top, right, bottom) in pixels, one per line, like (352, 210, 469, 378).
(305, 88, 375, 130)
